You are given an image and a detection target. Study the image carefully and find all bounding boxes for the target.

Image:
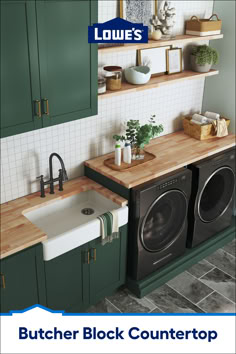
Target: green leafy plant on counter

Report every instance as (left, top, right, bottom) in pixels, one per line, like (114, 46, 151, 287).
(191, 45, 219, 66)
(113, 115, 164, 156)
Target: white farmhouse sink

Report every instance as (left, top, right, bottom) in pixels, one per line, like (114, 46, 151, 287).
(24, 190, 128, 261)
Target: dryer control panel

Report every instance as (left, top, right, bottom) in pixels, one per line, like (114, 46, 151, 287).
(158, 178, 178, 190)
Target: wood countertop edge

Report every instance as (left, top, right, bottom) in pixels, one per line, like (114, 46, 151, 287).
(0, 236, 48, 260)
(0, 176, 128, 260)
(85, 133, 236, 189)
(127, 141, 236, 188)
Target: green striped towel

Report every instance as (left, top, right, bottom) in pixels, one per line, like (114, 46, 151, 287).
(97, 210, 119, 245)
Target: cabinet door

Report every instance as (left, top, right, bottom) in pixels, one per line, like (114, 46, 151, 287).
(44, 246, 85, 312)
(89, 225, 128, 305)
(0, 0, 42, 138)
(36, 0, 98, 127)
(0, 247, 40, 313)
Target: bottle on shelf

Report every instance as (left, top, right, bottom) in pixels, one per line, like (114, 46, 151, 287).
(115, 141, 121, 166)
(124, 141, 131, 164)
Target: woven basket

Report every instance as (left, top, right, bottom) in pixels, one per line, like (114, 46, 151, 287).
(182, 116, 230, 140)
(186, 14, 222, 36)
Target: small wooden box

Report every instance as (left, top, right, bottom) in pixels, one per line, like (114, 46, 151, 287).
(182, 116, 230, 141)
(186, 14, 222, 36)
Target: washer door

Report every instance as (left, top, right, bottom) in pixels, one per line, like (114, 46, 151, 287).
(140, 190, 188, 253)
(198, 166, 235, 223)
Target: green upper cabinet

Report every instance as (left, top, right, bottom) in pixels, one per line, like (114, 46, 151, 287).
(0, 0, 98, 138)
(0, 0, 42, 137)
(36, 0, 98, 127)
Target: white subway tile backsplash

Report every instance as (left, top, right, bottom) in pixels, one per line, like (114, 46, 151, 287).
(0, 1, 213, 204)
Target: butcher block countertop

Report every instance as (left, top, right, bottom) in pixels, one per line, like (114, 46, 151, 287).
(85, 131, 236, 189)
(0, 177, 128, 260)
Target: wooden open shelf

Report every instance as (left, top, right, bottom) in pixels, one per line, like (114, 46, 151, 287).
(99, 69, 219, 99)
(98, 34, 223, 53)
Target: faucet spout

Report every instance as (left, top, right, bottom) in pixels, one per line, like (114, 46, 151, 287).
(37, 153, 68, 198)
(49, 153, 68, 181)
(49, 153, 68, 194)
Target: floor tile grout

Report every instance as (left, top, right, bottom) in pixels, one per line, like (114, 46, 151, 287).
(220, 246, 236, 259)
(211, 291, 236, 306)
(198, 266, 217, 280)
(105, 298, 122, 313)
(196, 290, 215, 306)
(206, 250, 236, 279)
(164, 284, 206, 312)
(206, 265, 236, 280)
(143, 296, 159, 311)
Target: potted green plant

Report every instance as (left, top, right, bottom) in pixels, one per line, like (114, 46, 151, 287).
(113, 115, 164, 160)
(191, 45, 219, 73)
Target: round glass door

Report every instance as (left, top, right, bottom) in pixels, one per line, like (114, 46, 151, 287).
(140, 190, 188, 252)
(198, 167, 235, 223)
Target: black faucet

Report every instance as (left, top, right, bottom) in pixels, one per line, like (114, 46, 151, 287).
(37, 153, 68, 198)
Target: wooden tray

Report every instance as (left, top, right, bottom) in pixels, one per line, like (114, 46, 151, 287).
(104, 150, 156, 171)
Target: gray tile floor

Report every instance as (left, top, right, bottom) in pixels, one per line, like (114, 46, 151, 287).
(87, 239, 236, 314)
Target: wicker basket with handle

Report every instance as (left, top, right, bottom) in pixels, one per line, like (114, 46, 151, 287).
(186, 14, 222, 36)
(182, 116, 230, 140)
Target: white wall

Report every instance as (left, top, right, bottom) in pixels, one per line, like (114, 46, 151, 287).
(0, 1, 214, 204)
(202, 0, 235, 133)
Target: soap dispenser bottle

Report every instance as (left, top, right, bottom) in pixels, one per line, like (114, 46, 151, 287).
(115, 141, 121, 166)
(124, 141, 131, 164)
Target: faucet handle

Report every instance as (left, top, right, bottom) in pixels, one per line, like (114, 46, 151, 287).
(36, 175, 44, 181)
(58, 168, 68, 182)
(58, 169, 64, 191)
(36, 175, 45, 198)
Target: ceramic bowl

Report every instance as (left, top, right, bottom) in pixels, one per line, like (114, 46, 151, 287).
(124, 66, 151, 85)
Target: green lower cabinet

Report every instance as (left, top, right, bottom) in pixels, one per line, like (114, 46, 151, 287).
(44, 225, 128, 312)
(44, 244, 84, 312)
(0, 244, 46, 313)
(89, 225, 128, 305)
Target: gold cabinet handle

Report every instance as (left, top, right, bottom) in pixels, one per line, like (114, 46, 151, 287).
(91, 248, 96, 263)
(35, 100, 41, 118)
(0, 273, 6, 289)
(43, 98, 50, 115)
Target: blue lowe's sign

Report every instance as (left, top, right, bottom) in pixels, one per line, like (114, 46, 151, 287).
(88, 17, 148, 43)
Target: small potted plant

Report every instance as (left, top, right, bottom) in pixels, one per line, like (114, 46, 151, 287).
(113, 115, 164, 160)
(191, 45, 219, 73)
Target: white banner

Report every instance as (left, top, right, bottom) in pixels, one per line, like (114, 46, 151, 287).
(1, 305, 235, 354)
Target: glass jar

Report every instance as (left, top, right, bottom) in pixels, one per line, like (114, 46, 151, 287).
(106, 71, 122, 91)
(103, 66, 122, 91)
(98, 76, 106, 95)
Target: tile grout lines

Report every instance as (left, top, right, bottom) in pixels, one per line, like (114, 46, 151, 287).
(174, 266, 235, 308)
(221, 244, 236, 259)
(185, 266, 216, 280)
(196, 291, 216, 307)
(160, 284, 207, 313)
(205, 263, 236, 280)
(105, 298, 122, 313)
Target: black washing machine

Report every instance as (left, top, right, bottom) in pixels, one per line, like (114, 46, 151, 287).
(187, 148, 235, 248)
(129, 168, 192, 280)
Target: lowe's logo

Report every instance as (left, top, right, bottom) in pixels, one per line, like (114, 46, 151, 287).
(88, 17, 148, 43)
